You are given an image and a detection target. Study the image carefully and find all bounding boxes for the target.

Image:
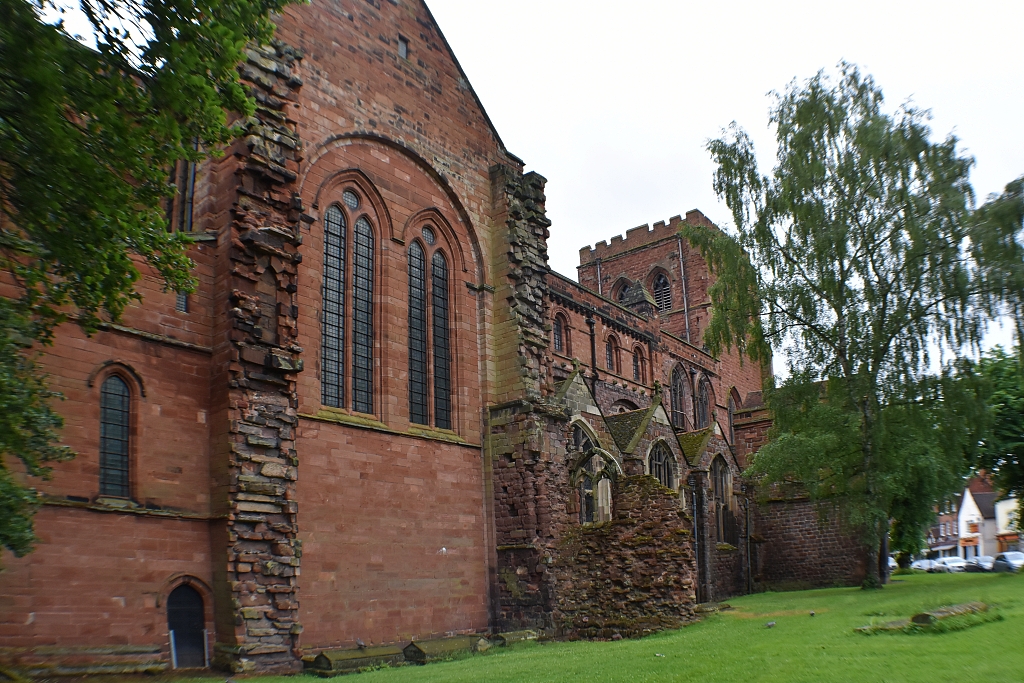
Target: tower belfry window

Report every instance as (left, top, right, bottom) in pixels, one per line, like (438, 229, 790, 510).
(653, 273, 672, 312)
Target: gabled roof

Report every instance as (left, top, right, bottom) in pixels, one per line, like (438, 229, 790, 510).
(973, 492, 997, 519)
(676, 427, 714, 463)
(418, 1, 520, 163)
(603, 389, 665, 455)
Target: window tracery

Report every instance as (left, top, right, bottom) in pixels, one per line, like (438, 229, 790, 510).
(407, 225, 454, 429)
(569, 424, 614, 524)
(652, 273, 672, 312)
(648, 442, 674, 488)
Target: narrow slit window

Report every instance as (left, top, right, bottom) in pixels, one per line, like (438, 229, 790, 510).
(605, 338, 615, 372)
(352, 217, 374, 413)
(175, 291, 189, 313)
(408, 242, 429, 425)
(553, 316, 564, 353)
(432, 251, 452, 430)
(398, 36, 409, 59)
(321, 205, 346, 408)
(99, 376, 131, 497)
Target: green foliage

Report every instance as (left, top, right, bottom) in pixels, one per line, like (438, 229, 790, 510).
(684, 64, 994, 585)
(974, 346, 1024, 519)
(971, 178, 1024, 348)
(0, 0, 293, 557)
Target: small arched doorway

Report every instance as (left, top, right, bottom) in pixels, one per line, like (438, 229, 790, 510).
(167, 584, 207, 668)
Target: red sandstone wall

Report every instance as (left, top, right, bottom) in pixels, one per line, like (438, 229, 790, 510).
(294, 426, 488, 648)
(752, 498, 866, 589)
(0, 507, 212, 653)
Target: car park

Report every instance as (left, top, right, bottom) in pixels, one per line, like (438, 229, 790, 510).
(993, 552, 1024, 572)
(965, 556, 995, 572)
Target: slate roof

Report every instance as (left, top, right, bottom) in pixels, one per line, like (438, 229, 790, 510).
(604, 408, 649, 453)
(973, 492, 997, 519)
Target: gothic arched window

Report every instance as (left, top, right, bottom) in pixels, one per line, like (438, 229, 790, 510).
(632, 347, 645, 383)
(569, 424, 612, 524)
(407, 227, 454, 430)
(695, 377, 711, 429)
(432, 251, 452, 430)
(321, 204, 346, 408)
(408, 241, 429, 425)
(321, 189, 376, 414)
(99, 375, 131, 497)
(605, 336, 619, 373)
(652, 273, 672, 312)
(649, 442, 673, 488)
(670, 366, 689, 430)
(711, 456, 737, 544)
(553, 314, 569, 354)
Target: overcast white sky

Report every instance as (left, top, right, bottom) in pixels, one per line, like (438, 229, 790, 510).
(426, 0, 1023, 355)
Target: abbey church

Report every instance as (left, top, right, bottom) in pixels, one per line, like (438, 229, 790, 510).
(0, 0, 864, 675)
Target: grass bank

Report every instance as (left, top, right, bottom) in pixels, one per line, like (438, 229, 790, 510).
(204, 572, 1024, 682)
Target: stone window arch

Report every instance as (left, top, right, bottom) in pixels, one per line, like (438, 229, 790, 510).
(99, 374, 132, 498)
(695, 376, 712, 430)
(670, 365, 691, 431)
(647, 441, 675, 489)
(612, 278, 631, 304)
(408, 229, 454, 430)
(651, 272, 672, 312)
(605, 335, 620, 374)
(632, 345, 646, 383)
(553, 312, 571, 355)
(568, 422, 616, 524)
(320, 185, 378, 415)
(711, 455, 737, 544)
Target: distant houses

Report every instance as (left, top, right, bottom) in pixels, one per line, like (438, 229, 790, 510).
(924, 474, 1019, 559)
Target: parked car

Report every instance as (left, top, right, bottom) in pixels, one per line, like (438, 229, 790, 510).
(888, 556, 898, 571)
(931, 557, 968, 573)
(911, 559, 937, 571)
(993, 552, 1024, 573)
(965, 556, 995, 572)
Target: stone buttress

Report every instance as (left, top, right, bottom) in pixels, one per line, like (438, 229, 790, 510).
(211, 42, 305, 673)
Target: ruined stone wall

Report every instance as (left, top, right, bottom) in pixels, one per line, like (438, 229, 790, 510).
(752, 497, 866, 590)
(208, 42, 305, 673)
(551, 476, 696, 638)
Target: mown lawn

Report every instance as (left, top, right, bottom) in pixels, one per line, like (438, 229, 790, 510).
(207, 572, 1024, 683)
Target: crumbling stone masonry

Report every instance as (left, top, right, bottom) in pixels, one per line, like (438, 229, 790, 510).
(212, 41, 305, 673)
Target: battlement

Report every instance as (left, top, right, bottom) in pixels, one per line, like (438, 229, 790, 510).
(578, 209, 715, 265)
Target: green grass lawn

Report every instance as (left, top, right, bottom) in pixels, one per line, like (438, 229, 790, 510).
(211, 572, 1024, 683)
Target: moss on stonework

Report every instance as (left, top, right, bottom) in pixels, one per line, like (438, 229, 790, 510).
(500, 567, 525, 599)
(676, 427, 713, 461)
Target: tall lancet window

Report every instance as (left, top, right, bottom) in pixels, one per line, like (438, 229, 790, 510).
(321, 205, 347, 407)
(408, 241, 429, 425)
(352, 217, 375, 414)
(407, 225, 455, 430)
(432, 251, 452, 430)
(321, 188, 376, 414)
(99, 375, 131, 497)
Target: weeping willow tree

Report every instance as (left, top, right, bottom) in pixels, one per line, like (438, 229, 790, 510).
(683, 63, 996, 587)
(0, 0, 293, 558)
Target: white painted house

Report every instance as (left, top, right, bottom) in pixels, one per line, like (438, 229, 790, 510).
(958, 489, 998, 559)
